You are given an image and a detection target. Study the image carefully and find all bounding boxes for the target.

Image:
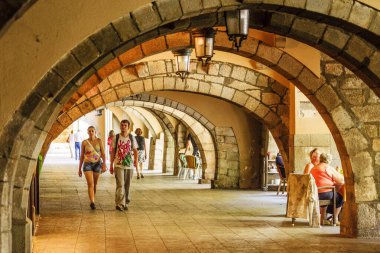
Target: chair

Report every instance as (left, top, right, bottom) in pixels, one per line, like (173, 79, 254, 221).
(276, 165, 287, 195)
(184, 155, 196, 180)
(318, 186, 337, 226)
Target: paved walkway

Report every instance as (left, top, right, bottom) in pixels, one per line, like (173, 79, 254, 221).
(33, 158, 380, 253)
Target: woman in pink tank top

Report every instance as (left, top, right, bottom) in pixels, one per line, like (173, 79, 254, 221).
(311, 153, 344, 225)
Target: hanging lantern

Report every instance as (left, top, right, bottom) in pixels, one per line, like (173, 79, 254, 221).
(192, 28, 216, 66)
(225, 9, 250, 51)
(173, 48, 192, 81)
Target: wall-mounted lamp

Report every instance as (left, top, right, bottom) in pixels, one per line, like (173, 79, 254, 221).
(192, 28, 216, 66)
(173, 48, 192, 81)
(225, 9, 250, 51)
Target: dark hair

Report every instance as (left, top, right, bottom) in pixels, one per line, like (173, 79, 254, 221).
(87, 126, 96, 131)
(320, 153, 332, 164)
(120, 119, 130, 126)
(108, 130, 115, 137)
(309, 148, 320, 158)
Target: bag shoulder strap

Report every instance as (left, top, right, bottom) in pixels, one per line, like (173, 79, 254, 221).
(113, 134, 120, 156)
(85, 139, 101, 158)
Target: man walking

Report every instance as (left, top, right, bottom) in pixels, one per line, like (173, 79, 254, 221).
(110, 120, 138, 211)
(74, 129, 83, 160)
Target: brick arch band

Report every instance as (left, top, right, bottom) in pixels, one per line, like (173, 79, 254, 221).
(1, 1, 380, 251)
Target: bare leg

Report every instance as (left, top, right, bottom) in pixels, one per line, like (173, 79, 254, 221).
(335, 207, 342, 223)
(135, 164, 140, 177)
(84, 171, 95, 203)
(93, 172, 100, 196)
(139, 162, 144, 177)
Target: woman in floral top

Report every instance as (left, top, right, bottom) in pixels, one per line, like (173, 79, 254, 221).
(78, 126, 107, 210)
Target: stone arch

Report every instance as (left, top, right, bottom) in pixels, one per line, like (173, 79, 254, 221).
(2, 2, 380, 250)
(144, 109, 176, 174)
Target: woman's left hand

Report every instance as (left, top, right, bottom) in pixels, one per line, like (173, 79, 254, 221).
(101, 163, 107, 173)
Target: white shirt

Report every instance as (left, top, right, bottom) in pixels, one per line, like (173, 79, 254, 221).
(74, 132, 83, 142)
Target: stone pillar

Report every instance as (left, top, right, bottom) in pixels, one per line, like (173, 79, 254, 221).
(213, 127, 239, 189)
(12, 218, 32, 253)
(154, 133, 164, 172)
(148, 137, 156, 170)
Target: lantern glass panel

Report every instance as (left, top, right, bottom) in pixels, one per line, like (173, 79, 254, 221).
(194, 37, 205, 57)
(176, 55, 190, 72)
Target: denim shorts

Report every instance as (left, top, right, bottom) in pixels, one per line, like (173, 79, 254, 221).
(83, 161, 102, 173)
(318, 191, 344, 208)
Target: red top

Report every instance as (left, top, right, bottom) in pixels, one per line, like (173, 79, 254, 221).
(310, 165, 334, 193)
(107, 136, 113, 153)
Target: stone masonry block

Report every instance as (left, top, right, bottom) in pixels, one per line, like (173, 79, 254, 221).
(315, 85, 341, 112)
(232, 91, 249, 106)
(245, 70, 258, 85)
(255, 43, 282, 65)
(294, 134, 310, 147)
(141, 36, 167, 56)
(278, 54, 303, 78)
(153, 77, 164, 90)
(348, 1, 375, 29)
(198, 81, 211, 94)
(121, 67, 139, 83)
(344, 36, 375, 66)
(164, 77, 176, 90)
(373, 139, 380, 152)
(228, 80, 254, 91)
(219, 64, 232, 77)
(148, 61, 166, 75)
(165, 32, 191, 49)
(97, 58, 122, 79)
(132, 3, 162, 32)
(210, 83, 223, 96)
(156, 0, 183, 23)
(118, 45, 144, 66)
(289, 18, 326, 44)
(262, 93, 280, 105)
(112, 15, 140, 42)
(297, 68, 323, 94)
(369, 12, 380, 36)
(355, 177, 378, 202)
(90, 95, 105, 108)
(330, 106, 355, 132)
(53, 53, 82, 82)
(265, 11, 295, 35)
(90, 24, 121, 54)
(78, 100, 95, 115)
(185, 78, 199, 92)
(231, 66, 247, 82)
(306, 0, 331, 15)
(310, 134, 330, 147)
(329, 0, 352, 20)
(36, 70, 66, 100)
(129, 80, 145, 94)
(352, 105, 380, 122)
(180, 0, 203, 17)
(284, 0, 306, 9)
(342, 128, 369, 155)
(245, 97, 260, 112)
(71, 38, 100, 66)
(321, 26, 350, 56)
(368, 51, 380, 80)
(254, 104, 270, 118)
(221, 86, 235, 100)
(107, 71, 123, 87)
(205, 75, 224, 84)
(340, 76, 365, 89)
(144, 79, 153, 92)
(135, 63, 150, 78)
(208, 63, 220, 76)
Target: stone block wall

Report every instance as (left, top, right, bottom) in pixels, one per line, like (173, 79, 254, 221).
(213, 127, 239, 189)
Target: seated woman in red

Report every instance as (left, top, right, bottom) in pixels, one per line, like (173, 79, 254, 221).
(310, 153, 344, 225)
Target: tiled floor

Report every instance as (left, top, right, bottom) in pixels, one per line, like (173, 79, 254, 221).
(33, 159, 380, 252)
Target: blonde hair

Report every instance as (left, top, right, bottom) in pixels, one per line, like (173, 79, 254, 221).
(319, 153, 332, 164)
(135, 128, 142, 136)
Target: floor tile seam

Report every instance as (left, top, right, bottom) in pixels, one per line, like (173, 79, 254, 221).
(172, 218, 202, 252)
(124, 208, 140, 253)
